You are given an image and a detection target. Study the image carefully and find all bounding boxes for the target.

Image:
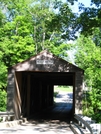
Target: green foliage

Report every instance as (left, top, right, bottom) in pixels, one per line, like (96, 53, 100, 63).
(74, 35, 101, 88)
(74, 35, 101, 122)
(0, 0, 75, 90)
(54, 91, 59, 98)
(0, 89, 7, 111)
(54, 86, 73, 92)
(83, 89, 101, 123)
(74, 0, 101, 41)
(0, 63, 7, 89)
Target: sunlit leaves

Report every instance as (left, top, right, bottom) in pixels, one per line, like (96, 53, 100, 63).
(74, 35, 101, 122)
(0, 62, 7, 89)
(0, 89, 7, 111)
(0, 0, 77, 90)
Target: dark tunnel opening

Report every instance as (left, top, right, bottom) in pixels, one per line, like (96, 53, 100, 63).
(16, 71, 75, 122)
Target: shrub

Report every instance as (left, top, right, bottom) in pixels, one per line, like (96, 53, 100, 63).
(82, 88, 101, 123)
(0, 89, 7, 111)
(54, 91, 59, 98)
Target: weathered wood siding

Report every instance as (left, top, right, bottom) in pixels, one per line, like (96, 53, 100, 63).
(7, 69, 15, 112)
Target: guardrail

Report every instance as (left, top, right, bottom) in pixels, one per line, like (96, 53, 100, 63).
(0, 112, 15, 122)
(73, 114, 101, 134)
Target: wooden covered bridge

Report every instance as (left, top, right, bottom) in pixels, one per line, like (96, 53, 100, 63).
(7, 50, 84, 120)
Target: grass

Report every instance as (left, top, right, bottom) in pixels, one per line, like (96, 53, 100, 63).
(53, 86, 73, 101)
(54, 86, 73, 93)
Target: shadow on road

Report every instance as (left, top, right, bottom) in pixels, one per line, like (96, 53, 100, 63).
(28, 92, 73, 124)
(0, 92, 74, 134)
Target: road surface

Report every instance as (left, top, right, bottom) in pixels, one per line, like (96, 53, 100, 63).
(0, 92, 74, 134)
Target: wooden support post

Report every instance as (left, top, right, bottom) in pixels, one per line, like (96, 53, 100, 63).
(14, 72, 22, 119)
(73, 74, 75, 116)
(27, 75, 30, 117)
(49, 84, 54, 106)
(47, 85, 49, 107)
(39, 81, 42, 110)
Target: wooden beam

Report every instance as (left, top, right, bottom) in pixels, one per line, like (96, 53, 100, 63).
(27, 75, 30, 117)
(14, 72, 21, 119)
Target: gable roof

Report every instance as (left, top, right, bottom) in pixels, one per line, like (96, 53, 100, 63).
(10, 50, 84, 72)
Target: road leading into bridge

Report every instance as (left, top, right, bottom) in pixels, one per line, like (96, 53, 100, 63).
(0, 91, 74, 134)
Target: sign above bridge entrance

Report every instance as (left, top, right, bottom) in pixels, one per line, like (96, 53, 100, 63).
(36, 60, 54, 65)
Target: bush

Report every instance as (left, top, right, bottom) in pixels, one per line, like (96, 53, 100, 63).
(0, 89, 7, 111)
(54, 91, 59, 98)
(82, 89, 101, 123)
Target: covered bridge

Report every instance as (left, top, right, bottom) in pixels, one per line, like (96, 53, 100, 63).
(7, 50, 84, 119)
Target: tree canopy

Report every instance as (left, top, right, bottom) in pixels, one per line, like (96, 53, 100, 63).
(74, 0, 101, 39)
(0, 0, 76, 89)
(0, 0, 101, 122)
(73, 35, 101, 122)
